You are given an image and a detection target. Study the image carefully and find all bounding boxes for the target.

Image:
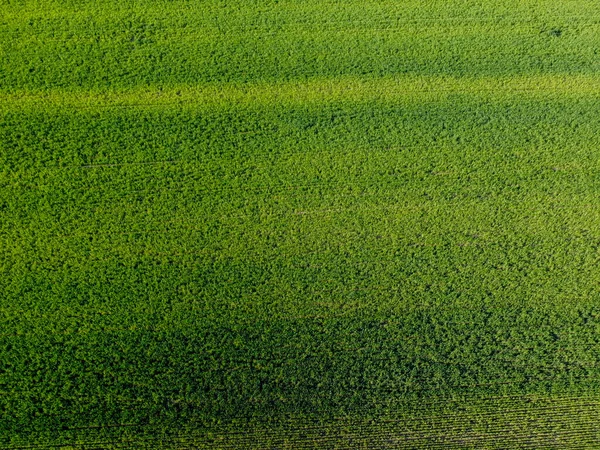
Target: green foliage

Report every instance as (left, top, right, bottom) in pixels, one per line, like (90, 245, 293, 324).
(2, 0, 600, 447)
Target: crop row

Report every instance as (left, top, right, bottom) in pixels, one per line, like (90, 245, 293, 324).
(5, 394, 600, 448)
(4, 307, 600, 440)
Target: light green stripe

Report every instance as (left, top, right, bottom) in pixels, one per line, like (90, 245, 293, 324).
(3, 74, 600, 111)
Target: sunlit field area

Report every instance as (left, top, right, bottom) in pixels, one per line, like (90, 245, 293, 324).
(3, 0, 600, 447)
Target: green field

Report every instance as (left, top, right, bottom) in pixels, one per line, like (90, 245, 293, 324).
(3, 0, 600, 447)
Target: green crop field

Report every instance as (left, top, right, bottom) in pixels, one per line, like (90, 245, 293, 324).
(3, 0, 600, 447)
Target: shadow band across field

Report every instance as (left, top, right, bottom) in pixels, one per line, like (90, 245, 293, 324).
(4, 305, 600, 447)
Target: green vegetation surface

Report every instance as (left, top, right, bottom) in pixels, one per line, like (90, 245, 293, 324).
(3, 0, 600, 447)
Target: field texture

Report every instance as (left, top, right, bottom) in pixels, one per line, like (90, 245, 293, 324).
(3, 0, 600, 447)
